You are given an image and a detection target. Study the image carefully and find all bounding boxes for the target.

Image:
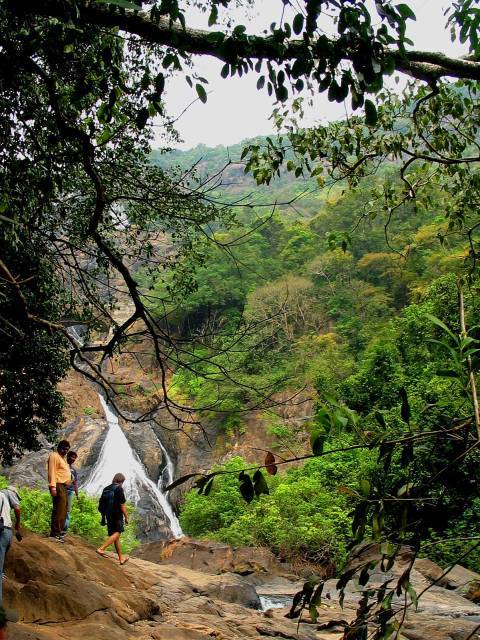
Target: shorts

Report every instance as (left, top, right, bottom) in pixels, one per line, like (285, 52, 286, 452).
(106, 516, 124, 536)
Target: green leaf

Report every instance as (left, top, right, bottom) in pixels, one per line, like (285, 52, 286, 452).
(381, 591, 394, 610)
(359, 566, 370, 586)
(397, 482, 413, 497)
(256, 75, 265, 90)
(276, 85, 288, 102)
(364, 99, 378, 126)
(97, 127, 112, 144)
(253, 469, 269, 496)
(292, 13, 305, 35)
(310, 431, 326, 456)
(195, 83, 207, 103)
(0, 213, 19, 225)
(233, 24, 247, 36)
(425, 313, 457, 342)
(154, 73, 165, 95)
(208, 5, 218, 26)
(396, 3, 416, 20)
(374, 411, 387, 430)
(239, 472, 254, 503)
(407, 583, 419, 610)
(195, 475, 211, 494)
(135, 107, 149, 130)
(311, 582, 324, 605)
(220, 63, 230, 79)
(359, 479, 371, 496)
(204, 477, 214, 496)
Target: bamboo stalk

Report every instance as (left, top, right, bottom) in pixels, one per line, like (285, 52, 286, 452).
(459, 284, 480, 440)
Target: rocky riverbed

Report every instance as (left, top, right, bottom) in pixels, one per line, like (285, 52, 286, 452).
(6, 534, 480, 640)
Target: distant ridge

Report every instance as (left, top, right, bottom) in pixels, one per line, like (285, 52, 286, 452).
(150, 136, 322, 219)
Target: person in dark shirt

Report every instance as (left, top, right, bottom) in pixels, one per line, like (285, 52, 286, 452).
(63, 450, 79, 535)
(96, 473, 129, 565)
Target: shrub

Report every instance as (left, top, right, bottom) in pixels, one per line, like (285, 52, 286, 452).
(6, 478, 139, 553)
(420, 499, 480, 573)
(179, 445, 374, 572)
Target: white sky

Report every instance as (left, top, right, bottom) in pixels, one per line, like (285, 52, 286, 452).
(156, 0, 467, 150)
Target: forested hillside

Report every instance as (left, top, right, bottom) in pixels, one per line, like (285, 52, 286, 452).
(145, 142, 479, 575)
(151, 139, 324, 219)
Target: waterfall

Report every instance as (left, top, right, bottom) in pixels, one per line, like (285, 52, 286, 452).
(154, 432, 175, 490)
(68, 326, 182, 538)
(82, 395, 182, 538)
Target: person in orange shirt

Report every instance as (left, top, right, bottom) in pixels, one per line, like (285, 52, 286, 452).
(47, 440, 71, 542)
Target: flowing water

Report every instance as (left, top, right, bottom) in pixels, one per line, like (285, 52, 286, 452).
(69, 326, 182, 538)
(258, 595, 291, 611)
(82, 395, 182, 538)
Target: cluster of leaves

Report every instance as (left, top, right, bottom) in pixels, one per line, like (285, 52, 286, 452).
(243, 80, 480, 279)
(0, 234, 70, 464)
(146, 160, 471, 433)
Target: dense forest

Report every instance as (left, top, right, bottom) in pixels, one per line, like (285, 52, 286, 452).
(145, 144, 480, 577)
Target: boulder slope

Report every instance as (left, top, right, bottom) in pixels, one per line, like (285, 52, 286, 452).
(6, 532, 480, 640)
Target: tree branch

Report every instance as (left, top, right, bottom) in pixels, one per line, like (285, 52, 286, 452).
(13, 0, 480, 83)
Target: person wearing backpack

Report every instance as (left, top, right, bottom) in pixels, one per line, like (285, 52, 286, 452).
(0, 486, 21, 602)
(96, 473, 129, 565)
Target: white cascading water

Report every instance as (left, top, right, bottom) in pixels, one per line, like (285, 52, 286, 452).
(68, 327, 182, 538)
(82, 395, 182, 538)
(154, 433, 175, 490)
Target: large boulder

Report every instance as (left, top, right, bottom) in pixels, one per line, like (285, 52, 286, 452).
(133, 537, 280, 576)
(5, 531, 158, 634)
(195, 575, 261, 609)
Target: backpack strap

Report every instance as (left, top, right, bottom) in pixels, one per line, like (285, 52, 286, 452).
(0, 491, 6, 525)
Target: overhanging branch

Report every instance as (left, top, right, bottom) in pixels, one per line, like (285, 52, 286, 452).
(13, 0, 480, 83)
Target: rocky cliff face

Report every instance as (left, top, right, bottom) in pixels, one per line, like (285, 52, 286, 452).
(3, 342, 314, 541)
(6, 533, 480, 640)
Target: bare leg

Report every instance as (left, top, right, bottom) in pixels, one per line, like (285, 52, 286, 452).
(114, 537, 122, 562)
(97, 531, 120, 554)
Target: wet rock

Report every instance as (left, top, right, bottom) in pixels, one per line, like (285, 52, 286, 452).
(119, 416, 165, 483)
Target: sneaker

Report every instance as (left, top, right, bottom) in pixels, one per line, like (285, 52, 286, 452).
(48, 535, 64, 543)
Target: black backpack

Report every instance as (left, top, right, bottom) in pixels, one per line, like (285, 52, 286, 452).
(98, 484, 116, 526)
